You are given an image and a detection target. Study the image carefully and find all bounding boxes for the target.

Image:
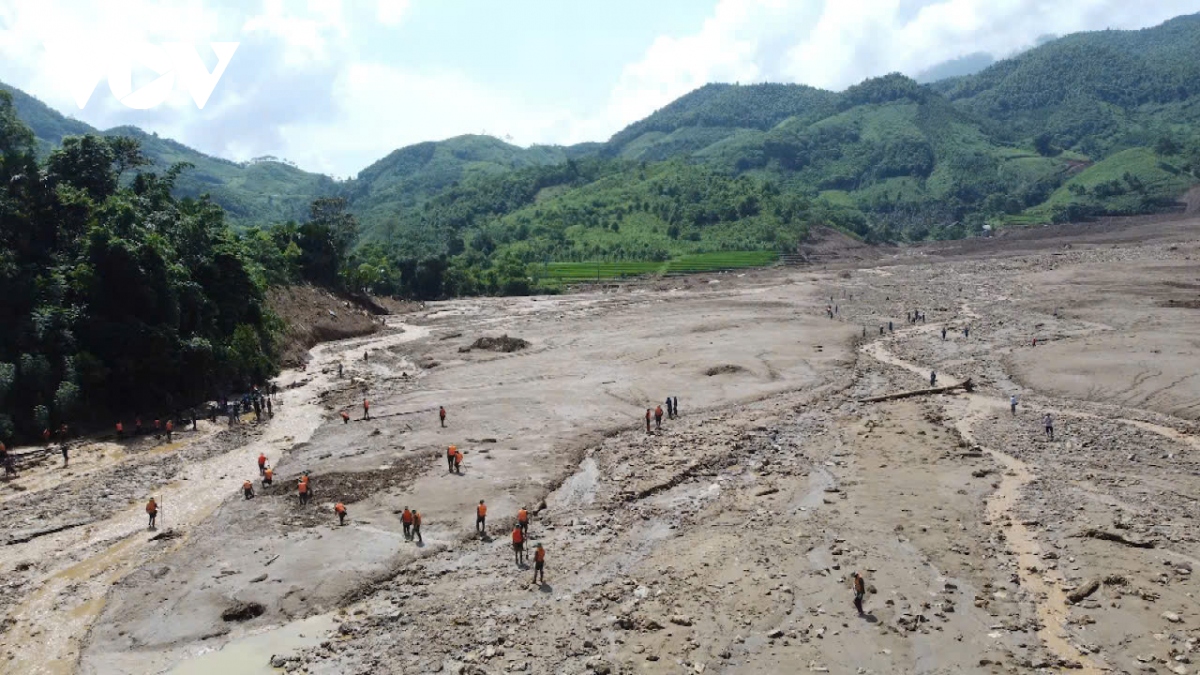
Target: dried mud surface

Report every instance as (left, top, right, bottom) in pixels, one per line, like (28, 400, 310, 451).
(2, 216, 1199, 675)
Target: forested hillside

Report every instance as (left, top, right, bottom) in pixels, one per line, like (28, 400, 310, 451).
(0, 90, 368, 442)
(5, 13, 1200, 306)
(0, 83, 337, 226)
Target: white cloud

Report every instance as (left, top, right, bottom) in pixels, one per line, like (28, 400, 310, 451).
(242, 0, 346, 65)
(376, 0, 410, 27)
(4, 0, 1200, 177)
(278, 61, 575, 176)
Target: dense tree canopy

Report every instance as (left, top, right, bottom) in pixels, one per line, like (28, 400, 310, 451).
(0, 91, 289, 442)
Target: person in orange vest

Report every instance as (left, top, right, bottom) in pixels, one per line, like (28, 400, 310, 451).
(532, 543, 546, 585)
(257, 452, 267, 476)
(340, 410, 350, 424)
(335, 502, 347, 526)
(362, 398, 370, 421)
(454, 448, 463, 474)
(146, 497, 159, 529)
(517, 506, 529, 537)
(512, 524, 526, 565)
(645, 409, 651, 434)
(654, 405, 663, 430)
(476, 499, 487, 536)
(242, 479, 255, 499)
(262, 466, 274, 487)
(42, 428, 51, 446)
(446, 445, 456, 473)
(116, 421, 124, 439)
(411, 509, 422, 543)
(401, 506, 414, 540)
(298, 476, 310, 505)
(439, 406, 447, 428)
(165, 419, 173, 442)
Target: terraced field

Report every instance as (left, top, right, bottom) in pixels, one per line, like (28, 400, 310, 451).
(539, 251, 779, 284)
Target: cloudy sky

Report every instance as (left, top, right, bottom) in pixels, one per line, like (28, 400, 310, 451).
(1, 0, 1198, 177)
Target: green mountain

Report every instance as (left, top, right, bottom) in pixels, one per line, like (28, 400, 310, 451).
(345, 134, 575, 245)
(934, 13, 1200, 154)
(6, 11, 1200, 300)
(0, 82, 336, 225)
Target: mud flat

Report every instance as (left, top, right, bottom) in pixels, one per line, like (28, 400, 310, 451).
(2, 215, 1200, 674)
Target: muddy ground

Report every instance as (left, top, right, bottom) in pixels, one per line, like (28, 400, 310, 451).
(2, 216, 1199, 675)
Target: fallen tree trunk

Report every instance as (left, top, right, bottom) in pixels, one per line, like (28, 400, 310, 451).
(857, 378, 974, 403)
(1066, 579, 1100, 604)
(6, 519, 93, 545)
(1077, 528, 1156, 548)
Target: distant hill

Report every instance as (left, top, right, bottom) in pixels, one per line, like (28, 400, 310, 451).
(914, 53, 995, 84)
(344, 134, 574, 244)
(0, 82, 336, 226)
(602, 83, 838, 161)
(935, 13, 1200, 153)
(6, 11, 1200, 276)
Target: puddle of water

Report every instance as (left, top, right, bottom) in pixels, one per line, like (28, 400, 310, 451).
(167, 614, 337, 675)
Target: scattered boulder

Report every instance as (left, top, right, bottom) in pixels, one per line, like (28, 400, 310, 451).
(704, 364, 745, 377)
(1066, 580, 1100, 604)
(460, 335, 530, 353)
(221, 601, 266, 622)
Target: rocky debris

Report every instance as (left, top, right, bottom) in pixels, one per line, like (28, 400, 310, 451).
(221, 601, 265, 622)
(459, 335, 530, 353)
(149, 529, 182, 541)
(1066, 580, 1100, 604)
(704, 364, 746, 376)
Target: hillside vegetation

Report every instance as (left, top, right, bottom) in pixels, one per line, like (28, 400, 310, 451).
(0, 90, 369, 442)
(5, 13, 1200, 303)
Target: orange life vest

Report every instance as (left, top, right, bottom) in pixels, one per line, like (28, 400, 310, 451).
(146, 500, 157, 514)
(477, 504, 487, 517)
(298, 481, 309, 494)
(512, 528, 524, 544)
(454, 450, 463, 463)
(340, 411, 349, 421)
(534, 547, 545, 562)
(166, 421, 173, 431)
(258, 454, 267, 466)
(243, 480, 252, 490)
(517, 509, 528, 523)
(413, 512, 422, 526)
(335, 503, 346, 514)
(448, 445, 456, 457)
(264, 469, 273, 480)
(402, 509, 413, 524)
(116, 422, 123, 432)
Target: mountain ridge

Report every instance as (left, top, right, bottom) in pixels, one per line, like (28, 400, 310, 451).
(5, 12, 1200, 260)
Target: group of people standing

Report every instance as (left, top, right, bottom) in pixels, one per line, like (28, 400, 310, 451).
(646, 396, 680, 432)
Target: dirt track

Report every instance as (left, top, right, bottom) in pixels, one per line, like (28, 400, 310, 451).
(2, 216, 1200, 674)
